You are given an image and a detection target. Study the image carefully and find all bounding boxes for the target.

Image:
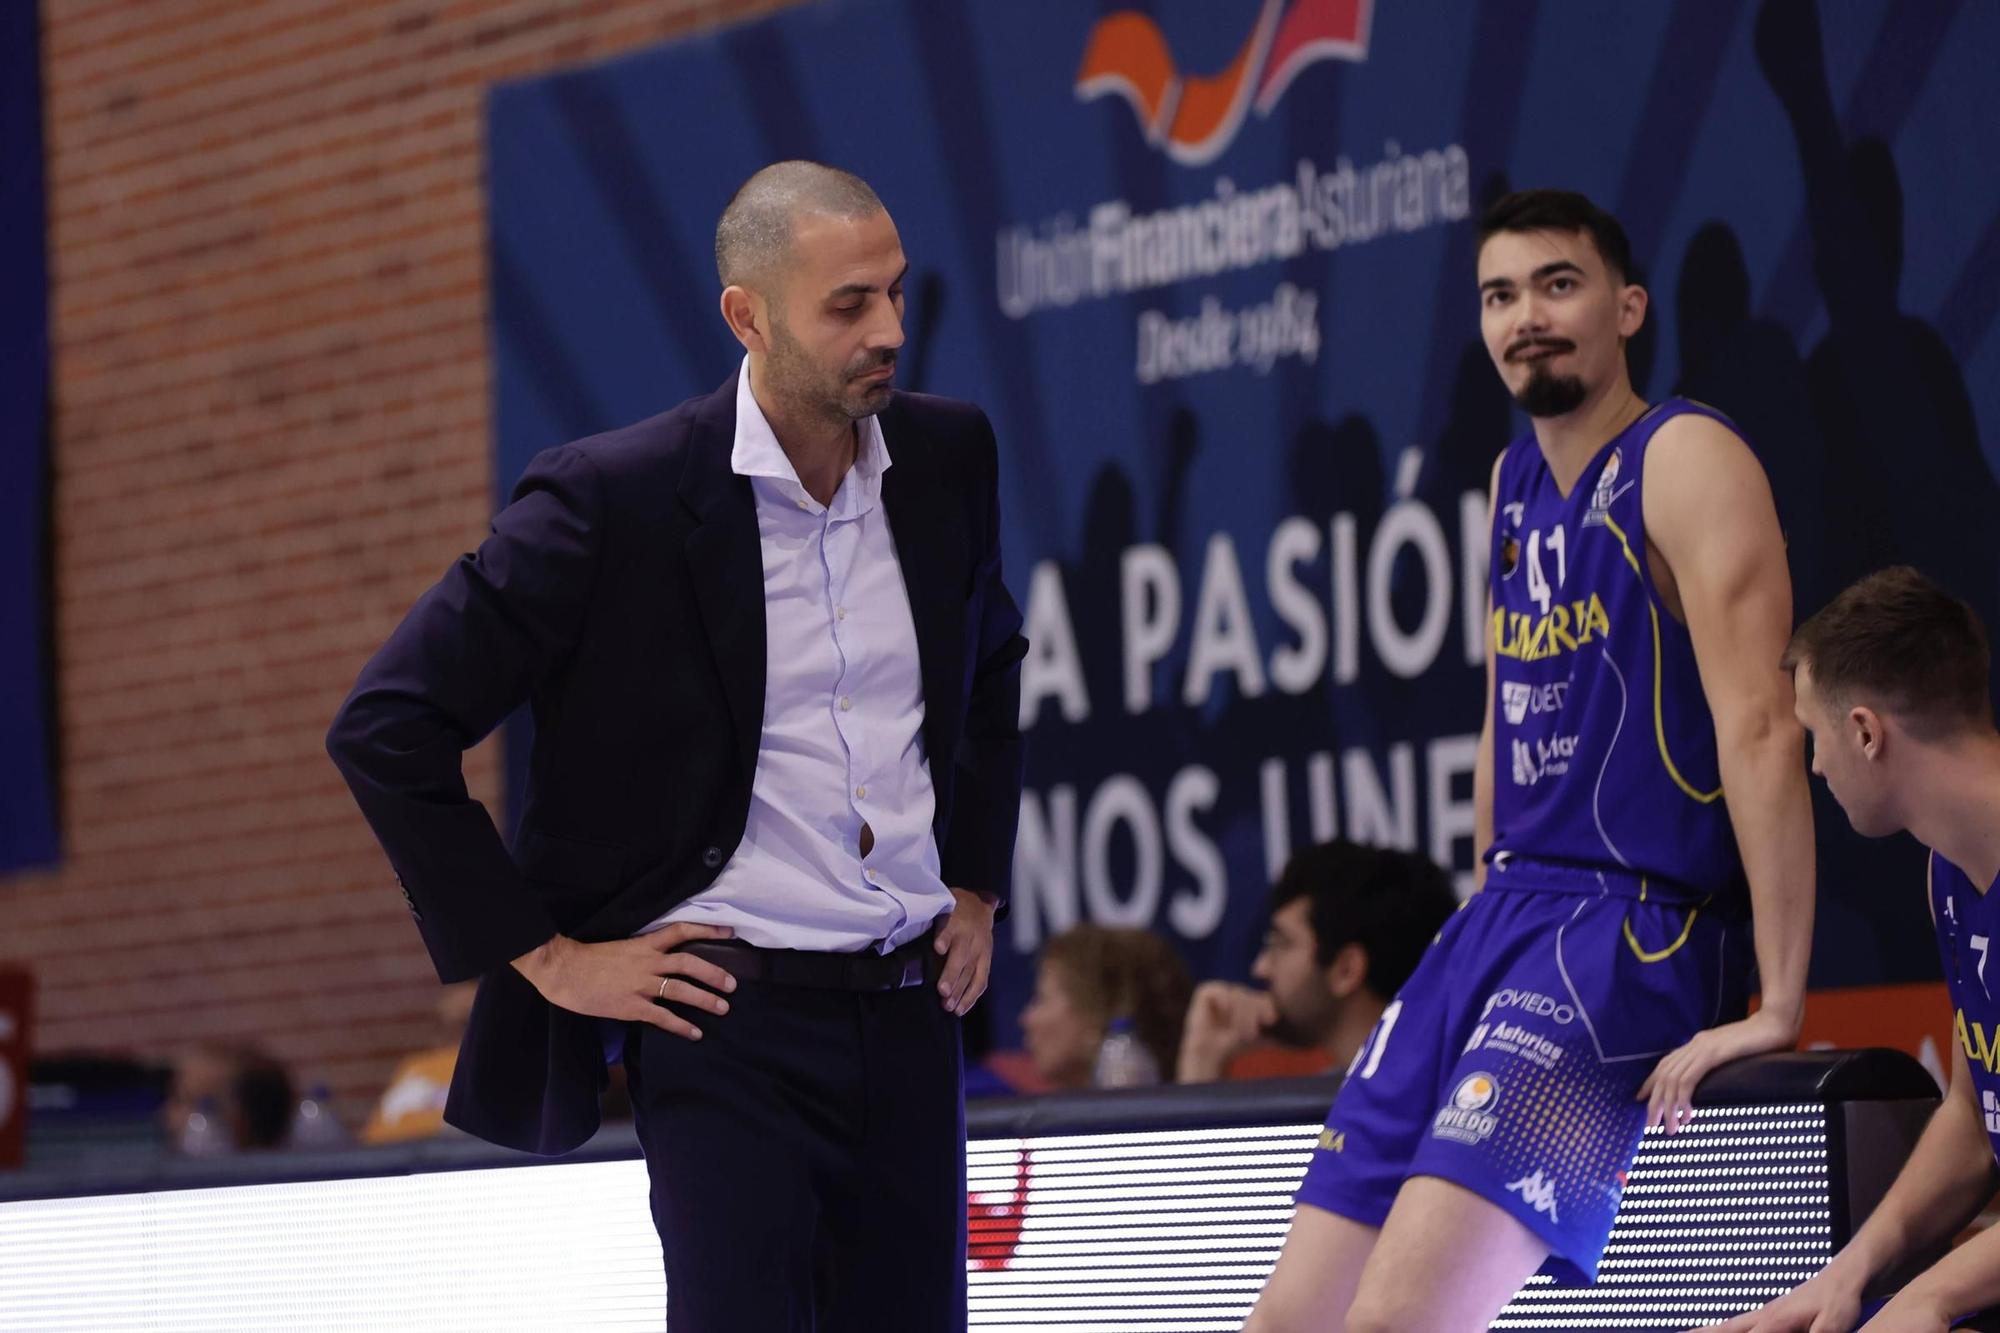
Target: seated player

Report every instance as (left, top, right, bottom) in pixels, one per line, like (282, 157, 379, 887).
(1700, 567, 2000, 1333)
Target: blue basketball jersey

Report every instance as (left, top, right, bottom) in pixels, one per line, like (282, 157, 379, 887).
(1488, 398, 1745, 905)
(1298, 398, 1761, 1281)
(1933, 850, 2000, 1163)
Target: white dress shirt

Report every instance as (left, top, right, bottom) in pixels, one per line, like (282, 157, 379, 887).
(646, 361, 951, 952)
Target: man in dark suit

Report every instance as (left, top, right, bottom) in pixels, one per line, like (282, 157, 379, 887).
(327, 161, 1027, 1331)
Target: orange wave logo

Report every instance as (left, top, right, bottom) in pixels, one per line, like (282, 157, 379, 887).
(1076, 0, 1375, 165)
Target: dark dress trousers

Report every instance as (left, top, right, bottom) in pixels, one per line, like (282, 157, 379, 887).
(326, 373, 1026, 1327)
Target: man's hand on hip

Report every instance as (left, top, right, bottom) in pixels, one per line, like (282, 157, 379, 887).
(511, 923, 739, 1040)
(934, 888, 996, 1016)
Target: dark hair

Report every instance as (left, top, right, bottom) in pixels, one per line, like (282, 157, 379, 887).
(231, 1053, 297, 1149)
(1478, 188, 1638, 286)
(1267, 840, 1458, 1000)
(1040, 925, 1193, 1078)
(1784, 566, 1993, 739)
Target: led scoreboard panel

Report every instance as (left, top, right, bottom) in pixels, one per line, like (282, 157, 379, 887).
(969, 1105, 1835, 1331)
(0, 1056, 1938, 1331)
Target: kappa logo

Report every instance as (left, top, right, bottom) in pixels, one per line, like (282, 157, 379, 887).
(1507, 1169, 1561, 1223)
(1076, 0, 1375, 165)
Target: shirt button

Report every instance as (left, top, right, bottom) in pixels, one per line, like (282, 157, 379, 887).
(839, 696, 852, 711)
(855, 785, 867, 800)
(702, 846, 724, 868)
(795, 498, 810, 510)
(835, 607, 847, 620)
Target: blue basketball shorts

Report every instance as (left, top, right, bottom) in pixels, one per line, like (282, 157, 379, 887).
(1295, 873, 1749, 1281)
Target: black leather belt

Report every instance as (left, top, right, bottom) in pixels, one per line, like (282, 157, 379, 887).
(673, 937, 935, 992)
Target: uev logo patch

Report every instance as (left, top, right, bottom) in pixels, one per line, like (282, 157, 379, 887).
(1076, 0, 1375, 165)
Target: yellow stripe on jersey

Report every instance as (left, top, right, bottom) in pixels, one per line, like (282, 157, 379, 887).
(1600, 513, 1723, 805)
(1623, 882, 1708, 963)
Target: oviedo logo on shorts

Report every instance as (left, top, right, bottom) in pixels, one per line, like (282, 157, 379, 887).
(1481, 988, 1577, 1025)
(1076, 0, 1375, 165)
(1432, 1072, 1499, 1145)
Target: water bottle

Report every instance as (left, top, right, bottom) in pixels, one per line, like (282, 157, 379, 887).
(178, 1095, 232, 1157)
(1092, 1017, 1161, 1089)
(288, 1083, 352, 1150)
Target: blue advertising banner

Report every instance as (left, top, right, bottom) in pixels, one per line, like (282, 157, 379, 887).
(488, 0, 2000, 1043)
(0, 0, 57, 876)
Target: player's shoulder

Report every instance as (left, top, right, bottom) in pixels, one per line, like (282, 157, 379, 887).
(1641, 399, 1772, 522)
(1644, 398, 1760, 475)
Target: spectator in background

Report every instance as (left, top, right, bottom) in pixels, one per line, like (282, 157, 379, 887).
(363, 980, 479, 1144)
(1177, 841, 1458, 1083)
(1020, 925, 1192, 1090)
(164, 1044, 296, 1153)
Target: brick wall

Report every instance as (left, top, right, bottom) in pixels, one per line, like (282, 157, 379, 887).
(4, 0, 799, 1124)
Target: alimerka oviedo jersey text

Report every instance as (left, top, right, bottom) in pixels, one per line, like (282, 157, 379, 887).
(1487, 397, 1746, 906)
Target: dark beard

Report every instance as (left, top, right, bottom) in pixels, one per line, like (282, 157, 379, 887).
(1514, 362, 1588, 417)
(765, 315, 888, 423)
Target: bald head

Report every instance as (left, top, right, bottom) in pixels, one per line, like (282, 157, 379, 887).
(714, 161, 886, 294)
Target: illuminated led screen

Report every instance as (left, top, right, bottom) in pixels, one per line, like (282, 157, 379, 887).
(0, 1106, 1830, 1330)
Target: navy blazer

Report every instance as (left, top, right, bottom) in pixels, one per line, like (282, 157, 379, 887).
(327, 373, 1027, 1154)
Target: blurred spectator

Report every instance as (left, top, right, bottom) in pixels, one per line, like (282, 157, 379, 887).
(1020, 925, 1192, 1091)
(1177, 840, 1457, 1082)
(362, 980, 477, 1144)
(163, 1044, 296, 1153)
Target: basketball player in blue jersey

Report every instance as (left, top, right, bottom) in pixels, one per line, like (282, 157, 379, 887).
(1700, 568, 2000, 1333)
(1245, 190, 1817, 1331)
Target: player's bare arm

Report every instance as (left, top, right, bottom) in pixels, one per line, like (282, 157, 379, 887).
(1635, 412, 1814, 1131)
(1473, 450, 1504, 892)
(1698, 865, 2000, 1333)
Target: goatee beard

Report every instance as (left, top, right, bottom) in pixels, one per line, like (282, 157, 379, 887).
(1515, 364, 1588, 418)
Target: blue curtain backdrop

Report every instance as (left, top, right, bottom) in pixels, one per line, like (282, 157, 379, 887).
(1, 0, 57, 876)
(486, 0, 2000, 1043)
